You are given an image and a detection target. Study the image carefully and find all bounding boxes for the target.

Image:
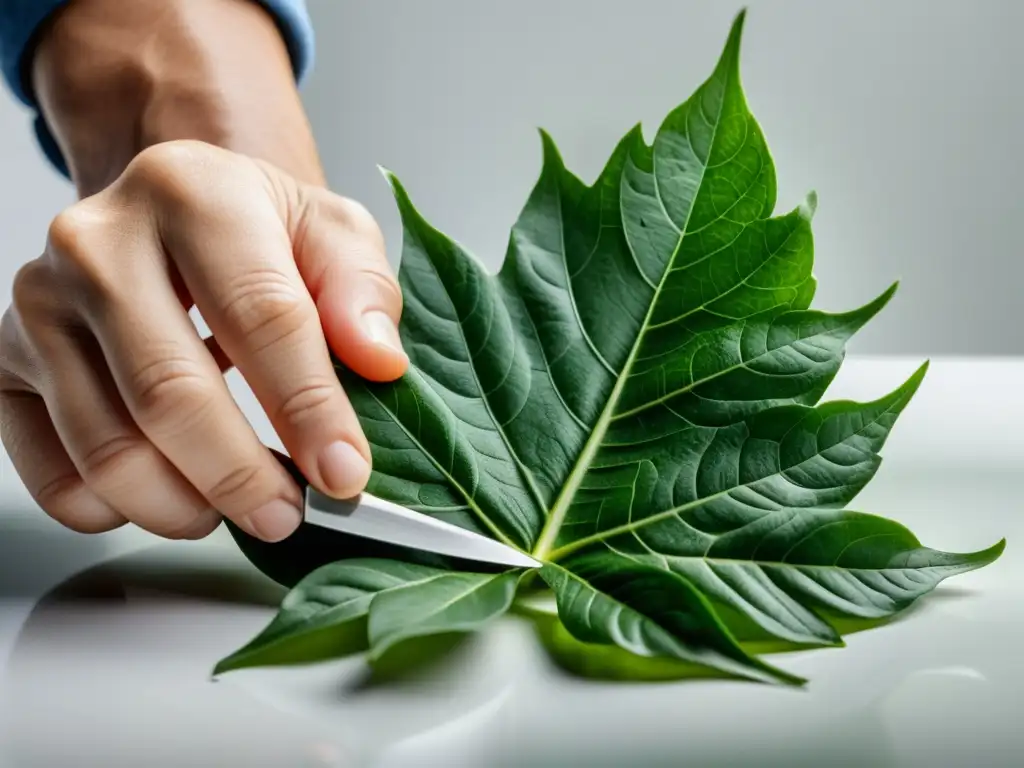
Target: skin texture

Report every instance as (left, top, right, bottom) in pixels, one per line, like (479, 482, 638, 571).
(0, 0, 408, 543)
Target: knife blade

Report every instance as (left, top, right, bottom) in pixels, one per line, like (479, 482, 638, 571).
(303, 486, 542, 570)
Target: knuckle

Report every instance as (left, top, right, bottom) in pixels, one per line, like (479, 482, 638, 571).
(10, 259, 50, 322)
(275, 379, 339, 427)
(77, 434, 147, 483)
(125, 141, 216, 207)
(46, 205, 90, 256)
(362, 266, 403, 309)
(205, 462, 263, 507)
(0, 308, 15, 346)
(335, 195, 381, 238)
(0, 367, 28, 393)
(221, 270, 311, 348)
(33, 473, 88, 520)
(317, 191, 386, 248)
(45, 203, 119, 297)
(130, 356, 216, 428)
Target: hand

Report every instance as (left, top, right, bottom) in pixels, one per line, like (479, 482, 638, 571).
(0, 140, 408, 543)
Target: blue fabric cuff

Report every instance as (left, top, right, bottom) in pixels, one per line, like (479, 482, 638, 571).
(0, 0, 316, 179)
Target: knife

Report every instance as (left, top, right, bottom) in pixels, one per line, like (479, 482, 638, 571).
(303, 485, 542, 570)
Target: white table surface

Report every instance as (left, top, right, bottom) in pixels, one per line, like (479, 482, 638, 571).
(1, 357, 1021, 768)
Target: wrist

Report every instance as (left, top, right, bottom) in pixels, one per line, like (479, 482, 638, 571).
(30, 0, 325, 196)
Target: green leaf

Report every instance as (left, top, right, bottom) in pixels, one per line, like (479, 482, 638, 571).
(539, 561, 803, 685)
(228, 9, 1005, 681)
(545, 362, 999, 646)
(213, 559, 519, 675)
(367, 568, 522, 659)
(531, 609, 733, 683)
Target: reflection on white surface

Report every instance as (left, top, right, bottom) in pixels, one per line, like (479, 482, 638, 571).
(0, 542, 529, 768)
(225, 605, 518, 765)
(1, 494, 1021, 767)
(879, 666, 1004, 767)
(0, 359, 1022, 767)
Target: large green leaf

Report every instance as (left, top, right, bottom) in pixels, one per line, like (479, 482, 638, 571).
(545, 362, 1005, 646)
(224, 9, 1004, 684)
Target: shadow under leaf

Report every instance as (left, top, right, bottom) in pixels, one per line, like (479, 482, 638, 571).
(527, 610, 741, 684)
(516, 584, 980, 684)
(360, 632, 475, 688)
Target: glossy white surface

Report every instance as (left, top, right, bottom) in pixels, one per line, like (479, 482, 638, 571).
(1, 357, 1021, 768)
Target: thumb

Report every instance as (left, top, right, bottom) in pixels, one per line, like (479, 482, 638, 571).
(289, 186, 409, 383)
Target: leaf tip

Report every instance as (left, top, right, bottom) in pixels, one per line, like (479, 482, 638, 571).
(378, 167, 425, 227)
(911, 358, 930, 383)
(799, 190, 818, 221)
(768, 665, 808, 688)
(537, 128, 565, 168)
(717, 7, 749, 76)
(893, 359, 930, 404)
(861, 358, 930, 417)
(621, 121, 652, 168)
(365, 642, 391, 665)
(727, 8, 749, 50)
(851, 280, 900, 325)
(379, 165, 407, 198)
(976, 537, 1007, 565)
(377, 164, 396, 184)
(624, 120, 645, 142)
(880, 279, 900, 303)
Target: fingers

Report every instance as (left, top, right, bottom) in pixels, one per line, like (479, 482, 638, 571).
(0, 387, 127, 534)
(27, 321, 223, 540)
(292, 191, 409, 383)
(157, 169, 377, 502)
(98, 285, 306, 541)
(2, 142, 411, 548)
(47, 192, 305, 544)
(204, 334, 233, 373)
(1, 278, 126, 533)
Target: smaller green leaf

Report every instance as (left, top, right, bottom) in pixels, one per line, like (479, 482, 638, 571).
(367, 570, 523, 660)
(531, 610, 729, 682)
(710, 600, 900, 651)
(539, 559, 804, 686)
(213, 559, 486, 675)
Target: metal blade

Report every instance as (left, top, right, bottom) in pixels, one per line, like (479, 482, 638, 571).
(303, 487, 541, 570)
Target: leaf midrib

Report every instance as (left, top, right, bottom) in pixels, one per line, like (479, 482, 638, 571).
(382, 572, 511, 632)
(532, 100, 728, 560)
(219, 570, 453, 666)
(547, 389, 908, 561)
(611, 293, 853, 423)
(609, 544, 988, 579)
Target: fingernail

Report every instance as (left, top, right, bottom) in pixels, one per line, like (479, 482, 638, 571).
(244, 499, 302, 542)
(318, 440, 371, 496)
(361, 310, 403, 354)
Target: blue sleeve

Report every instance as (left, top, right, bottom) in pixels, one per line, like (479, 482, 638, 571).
(0, 0, 316, 179)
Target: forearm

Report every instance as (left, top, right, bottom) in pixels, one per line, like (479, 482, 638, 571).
(30, 0, 324, 197)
